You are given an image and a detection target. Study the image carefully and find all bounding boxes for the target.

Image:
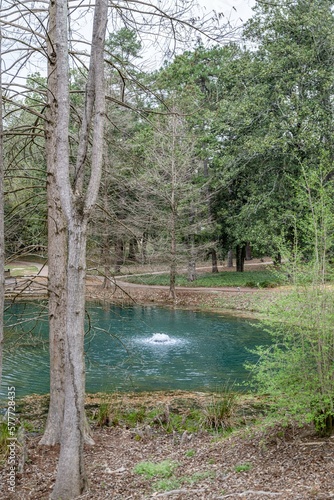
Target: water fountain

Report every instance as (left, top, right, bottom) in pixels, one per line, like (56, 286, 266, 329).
(1, 302, 271, 398)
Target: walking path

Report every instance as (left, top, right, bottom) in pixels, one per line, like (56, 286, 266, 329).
(5, 259, 274, 296)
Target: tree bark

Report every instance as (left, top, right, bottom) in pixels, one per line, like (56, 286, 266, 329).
(114, 238, 124, 273)
(51, 219, 88, 499)
(227, 248, 233, 268)
(141, 230, 148, 264)
(169, 209, 177, 300)
(0, 30, 4, 387)
(245, 242, 252, 261)
(210, 249, 219, 273)
(128, 237, 138, 262)
(40, 0, 67, 445)
(187, 234, 197, 282)
(236, 244, 246, 272)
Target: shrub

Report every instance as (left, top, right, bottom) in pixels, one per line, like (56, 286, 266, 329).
(247, 283, 334, 435)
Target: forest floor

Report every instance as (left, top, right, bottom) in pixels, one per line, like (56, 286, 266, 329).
(1, 392, 334, 499)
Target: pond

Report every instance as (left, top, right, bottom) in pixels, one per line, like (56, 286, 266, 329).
(1, 301, 270, 399)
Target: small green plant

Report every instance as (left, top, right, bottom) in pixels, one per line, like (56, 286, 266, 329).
(154, 478, 182, 491)
(184, 470, 215, 484)
(96, 402, 111, 426)
(185, 449, 196, 458)
(0, 420, 18, 463)
(133, 460, 178, 479)
(234, 462, 252, 473)
(201, 386, 238, 432)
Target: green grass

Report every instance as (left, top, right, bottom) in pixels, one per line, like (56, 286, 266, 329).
(123, 270, 284, 288)
(6, 264, 39, 276)
(234, 462, 252, 473)
(133, 460, 215, 493)
(133, 460, 178, 479)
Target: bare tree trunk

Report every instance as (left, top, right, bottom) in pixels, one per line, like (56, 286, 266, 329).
(141, 230, 148, 264)
(169, 210, 177, 300)
(114, 238, 124, 273)
(187, 235, 197, 282)
(227, 248, 233, 268)
(40, 172, 67, 445)
(245, 242, 252, 261)
(103, 237, 112, 288)
(128, 237, 138, 262)
(0, 29, 4, 386)
(52, 219, 88, 498)
(210, 249, 219, 273)
(40, 0, 67, 445)
(102, 186, 112, 288)
(236, 244, 246, 272)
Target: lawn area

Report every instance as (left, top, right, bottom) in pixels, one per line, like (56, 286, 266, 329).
(123, 269, 285, 288)
(6, 264, 39, 276)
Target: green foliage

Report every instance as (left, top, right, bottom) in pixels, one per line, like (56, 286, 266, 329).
(247, 278, 334, 435)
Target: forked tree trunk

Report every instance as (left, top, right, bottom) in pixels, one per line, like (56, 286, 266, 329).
(49, 0, 108, 497)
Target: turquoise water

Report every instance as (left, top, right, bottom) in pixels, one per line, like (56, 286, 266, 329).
(1, 301, 270, 399)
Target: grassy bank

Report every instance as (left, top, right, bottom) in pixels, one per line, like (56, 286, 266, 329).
(122, 270, 285, 289)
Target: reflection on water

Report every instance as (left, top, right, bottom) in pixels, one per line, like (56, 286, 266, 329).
(1, 301, 271, 399)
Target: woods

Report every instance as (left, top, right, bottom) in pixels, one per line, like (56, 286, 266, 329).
(1, 0, 334, 498)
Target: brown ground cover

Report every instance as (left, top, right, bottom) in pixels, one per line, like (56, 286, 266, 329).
(1, 393, 334, 499)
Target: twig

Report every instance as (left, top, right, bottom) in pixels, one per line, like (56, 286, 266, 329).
(219, 491, 283, 498)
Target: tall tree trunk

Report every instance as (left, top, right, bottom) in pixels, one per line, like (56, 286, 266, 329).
(40, 1, 67, 445)
(227, 248, 233, 268)
(102, 236, 112, 289)
(187, 235, 197, 282)
(51, 219, 88, 498)
(128, 237, 138, 262)
(40, 172, 67, 444)
(102, 186, 112, 288)
(169, 210, 177, 300)
(210, 249, 219, 273)
(245, 242, 252, 261)
(236, 244, 246, 272)
(0, 29, 4, 387)
(114, 238, 124, 273)
(141, 230, 148, 264)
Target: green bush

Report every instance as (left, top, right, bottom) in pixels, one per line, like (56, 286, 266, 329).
(247, 283, 334, 435)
